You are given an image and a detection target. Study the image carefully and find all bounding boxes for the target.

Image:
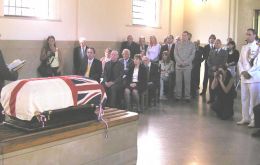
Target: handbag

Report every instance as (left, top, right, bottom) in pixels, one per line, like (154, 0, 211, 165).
(37, 57, 54, 77)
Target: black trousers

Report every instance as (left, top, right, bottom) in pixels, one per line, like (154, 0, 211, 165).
(254, 104, 260, 128)
(208, 76, 216, 101)
(191, 64, 201, 96)
(102, 83, 123, 108)
(202, 62, 209, 93)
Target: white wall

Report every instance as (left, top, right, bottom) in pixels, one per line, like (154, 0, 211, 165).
(171, 0, 184, 37)
(78, 0, 172, 42)
(236, 0, 260, 49)
(183, 0, 232, 44)
(0, 0, 77, 41)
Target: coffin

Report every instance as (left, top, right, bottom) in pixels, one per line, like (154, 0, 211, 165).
(0, 76, 106, 131)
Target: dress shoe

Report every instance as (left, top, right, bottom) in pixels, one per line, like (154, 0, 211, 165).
(248, 121, 255, 128)
(252, 130, 260, 137)
(236, 119, 250, 125)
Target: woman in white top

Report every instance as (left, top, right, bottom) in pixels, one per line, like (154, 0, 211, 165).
(40, 35, 63, 76)
(146, 35, 161, 62)
(159, 51, 174, 99)
(124, 54, 147, 112)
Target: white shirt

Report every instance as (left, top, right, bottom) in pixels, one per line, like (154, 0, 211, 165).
(238, 40, 260, 83)
(50, 50, 59, 68)
(88, 58, 94, 67)
(132, 67, 139, 83)
(81, 47, 86, 59)
(124, 58, 129, 70)
(146, 44, 161, 62)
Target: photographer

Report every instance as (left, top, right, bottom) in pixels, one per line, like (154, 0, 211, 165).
(211, 65, 235, 120)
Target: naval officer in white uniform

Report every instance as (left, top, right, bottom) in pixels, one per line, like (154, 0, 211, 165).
(237, 28, 260, 127)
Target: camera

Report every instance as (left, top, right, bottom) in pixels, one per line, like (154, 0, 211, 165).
(215, 70, 223, 78)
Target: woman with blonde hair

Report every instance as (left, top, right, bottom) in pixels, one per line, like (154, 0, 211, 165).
(146, 35, 161, 63)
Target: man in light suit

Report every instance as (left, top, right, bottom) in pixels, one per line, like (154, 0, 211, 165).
(207, 39, 228, 103)
(73, 37, 88, 74)
(174, 31, 196, 102)
(0, 50, 18, 122)
(237, 28, 260, 128)
(79, 47, 102, 83)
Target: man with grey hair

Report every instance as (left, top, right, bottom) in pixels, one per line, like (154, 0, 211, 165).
(174, 31, 196, 102)
(102, 50, 124, 108)
(73, 37, 88, 74)
(119, 49, 134, 79)
(207, 39, 228, 103)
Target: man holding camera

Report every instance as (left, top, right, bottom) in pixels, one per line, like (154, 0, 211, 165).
(207, 39, 228, 104)
(237, 28, 260, 128)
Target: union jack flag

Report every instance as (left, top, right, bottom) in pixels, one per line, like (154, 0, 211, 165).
(1, 75, 107, 121)
(69, 76, 107, 106)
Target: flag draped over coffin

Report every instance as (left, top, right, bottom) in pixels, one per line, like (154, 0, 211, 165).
(0, 76, 106, 121)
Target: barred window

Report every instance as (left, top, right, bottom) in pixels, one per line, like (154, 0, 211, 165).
(132, 0, 160, 27)
(3, 0, 60, 20)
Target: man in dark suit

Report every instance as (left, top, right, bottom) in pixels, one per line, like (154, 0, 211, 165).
(79, 47, 102, 83)
(142, 56, 160, 106)
(120, 35, 139, 59)
(137, 36, 148, 55)
(119, 49, 134, 79)
(191, 40, 204, 98)
(102, 50, 124, 108)
(0, 50, 18, 122)
(160, 35, 175, 63)
(73, 37, 88, 75)
(200, 34, 216, 95)
(207, 39, 228, 103)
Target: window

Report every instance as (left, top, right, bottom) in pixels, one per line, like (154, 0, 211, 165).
(3, 0, 60, 20)
(132, 0, 160, 27)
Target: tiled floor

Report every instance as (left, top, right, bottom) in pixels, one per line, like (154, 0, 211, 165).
(136, 95, 260, 165)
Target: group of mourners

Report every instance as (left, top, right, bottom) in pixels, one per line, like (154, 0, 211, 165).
(1, 28, 260, 137)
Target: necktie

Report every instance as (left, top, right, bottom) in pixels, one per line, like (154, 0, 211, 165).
(81, 48, 85, 58)
(85, 61, 92, 77)
(124, 60, 127, 70)
(168, 44, 171, 51)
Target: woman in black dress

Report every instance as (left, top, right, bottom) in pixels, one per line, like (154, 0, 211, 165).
(124, 54, 147, 112)
(211, 65, 235, 120)
(226, 41, 239, 77)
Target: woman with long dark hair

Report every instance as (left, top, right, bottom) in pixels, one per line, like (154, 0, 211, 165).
(226, 41, 239, 77)
(39, 35, 63, 77)
(211, 65, 236, 120)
